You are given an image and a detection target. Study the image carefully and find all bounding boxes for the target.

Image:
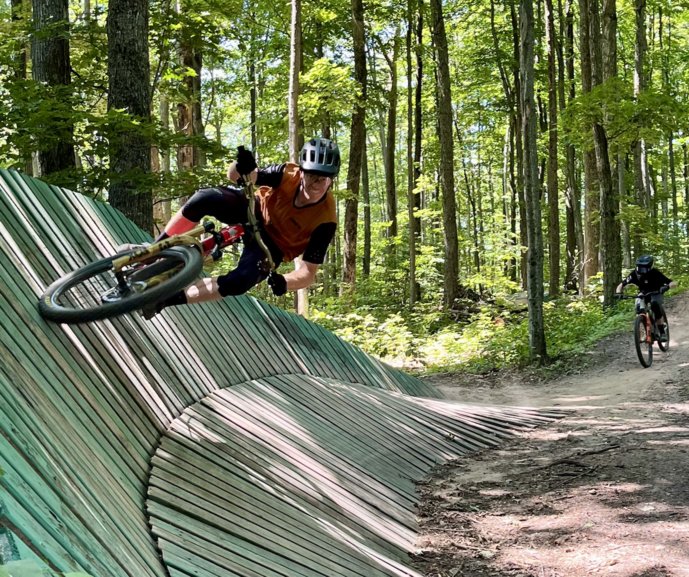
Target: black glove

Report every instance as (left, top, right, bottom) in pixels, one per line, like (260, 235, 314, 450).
(660, 284, 670, 294)
(235, 146, 257, 176)
(267, 272, 287, 296)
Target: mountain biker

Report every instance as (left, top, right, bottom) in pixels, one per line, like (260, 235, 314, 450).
(615, 255, 676, 340)
(143, 137, 340, 319)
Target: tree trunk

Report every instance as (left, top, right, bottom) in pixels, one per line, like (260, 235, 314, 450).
(153, 94, 171, 236)
(562, 0, 583, 291)
(590, 0, 620, 306)
(176, 1, 205, 173)
(107, 0, 152, 232)
(545, 0, 560, 297)
(429, 0, 459, 309)
(414, 1, 423, 242)
(633, 0, 649, 253)
(342, 0, 366, 290)
(382, 31, 400, 250)
(407, 1, 419, 306)
(579, 0, 599, 284)
(520, 0, 547, 364)
(31, 0, 76, 181)
(362, 137, 371, 277)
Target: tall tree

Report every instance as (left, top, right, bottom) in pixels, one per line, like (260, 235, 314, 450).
(378, 29, 401, 253)
(520, 0, 547, 363)
(288, 0, 308, 316)
(545, 0, 560, 297)
(429, 0, 459, 309)
(176, 2, 205, 172)
(406, 0, 419, 306)
(31, 0, 76, 179)
(593, 0, 621, 305)
(579, 0, 600, 283)
(561, 0, 584, 291)
(633, 0, 649, 252)
(107, 0, 152, 232)
(342, 0, 366, 289)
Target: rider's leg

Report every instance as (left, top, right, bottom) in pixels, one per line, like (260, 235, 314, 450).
(216, 239, 282, 297)
(154, 186, 248, 243)
(142, 237, 282, 319)
(651, 297, 666, 334)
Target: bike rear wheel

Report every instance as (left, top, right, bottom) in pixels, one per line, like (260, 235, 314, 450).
(634, 314, 653, 368)
(38, 246, 203, 324)
(657, 313, 670, 352)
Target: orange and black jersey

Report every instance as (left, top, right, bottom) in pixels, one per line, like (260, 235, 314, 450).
(255, 163, 336, 264)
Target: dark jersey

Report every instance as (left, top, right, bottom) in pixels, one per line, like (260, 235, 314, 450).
(254, 163, 336, 265)
(622, 268, 672, 293)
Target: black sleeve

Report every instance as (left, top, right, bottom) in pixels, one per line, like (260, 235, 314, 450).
(622, 271, 638, 286)
(255, 163, 287, 188)
(656, 270, 672, 285)
(302, 222, 337, 265)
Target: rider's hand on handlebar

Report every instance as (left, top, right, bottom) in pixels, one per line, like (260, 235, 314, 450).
(660, 284, 670, 294)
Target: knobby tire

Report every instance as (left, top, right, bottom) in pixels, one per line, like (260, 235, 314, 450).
(634, 314, 653, 368)
(38, 246, 203, 324)
(657, 313, 670, 353)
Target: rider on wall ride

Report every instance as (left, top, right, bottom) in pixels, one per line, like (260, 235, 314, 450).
(144, 137, 341, 319)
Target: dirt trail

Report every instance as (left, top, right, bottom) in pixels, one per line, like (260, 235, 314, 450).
(413, 292, 689, 577)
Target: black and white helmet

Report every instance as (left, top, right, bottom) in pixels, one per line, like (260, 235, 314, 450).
(635, 255, 654, 274)
(299, 138, 341, 176)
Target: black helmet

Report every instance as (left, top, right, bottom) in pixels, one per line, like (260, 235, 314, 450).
(635, 255, 654, 274)
(299, 138, 341, 176)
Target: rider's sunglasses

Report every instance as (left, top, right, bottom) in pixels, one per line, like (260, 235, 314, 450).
(303, 173, 332, 187)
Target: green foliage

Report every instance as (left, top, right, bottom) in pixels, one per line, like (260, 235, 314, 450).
(561, 78, 685, 151)
(312, 292, 635, 374)
(300, 58, 359, 131)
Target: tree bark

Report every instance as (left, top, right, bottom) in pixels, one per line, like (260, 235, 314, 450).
(579, 0, 599, 283)
(590, 0, 620, 306)
(520, 0, 547, 364)
(107, 0, 152, 232)
(633, 0, 649, 253)
(429, 0, 459, 309)
(407, 0, 419, 306)
(545, 0, 560, 297)
(342, 0, 366, 290)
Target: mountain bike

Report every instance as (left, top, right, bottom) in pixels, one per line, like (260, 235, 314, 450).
(617, 290, 670, 368)
(39, 163, 273, 324)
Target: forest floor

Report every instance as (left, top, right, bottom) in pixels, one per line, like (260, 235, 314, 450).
(412, 291, 689, 577)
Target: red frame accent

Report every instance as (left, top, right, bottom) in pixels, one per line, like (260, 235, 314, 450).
(199, 224, 245, 254)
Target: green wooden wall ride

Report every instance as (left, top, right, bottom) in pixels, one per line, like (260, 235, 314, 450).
(0, 169, 558, 577)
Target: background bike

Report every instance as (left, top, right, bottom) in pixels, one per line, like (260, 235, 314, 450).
(39, 176, 273, 324)
(617, 291, 669, 368)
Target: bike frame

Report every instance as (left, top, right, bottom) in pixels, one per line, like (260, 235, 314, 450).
(109, 177, 274, 294)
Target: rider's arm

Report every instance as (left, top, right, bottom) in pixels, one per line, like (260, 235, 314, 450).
(283, 260, 320, 290)
(616, 281, 625, 294)
(282, 223, 337, 290)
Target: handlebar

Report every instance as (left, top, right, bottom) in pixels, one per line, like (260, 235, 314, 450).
(615, 290, 662, 300)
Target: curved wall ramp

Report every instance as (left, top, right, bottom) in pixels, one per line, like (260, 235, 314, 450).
(0, 170, 558, 577)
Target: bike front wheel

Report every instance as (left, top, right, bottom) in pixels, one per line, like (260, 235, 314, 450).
(634, 314, 653, 368)
(657, 313, 670, 352)
(38, 246, 203, 324)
